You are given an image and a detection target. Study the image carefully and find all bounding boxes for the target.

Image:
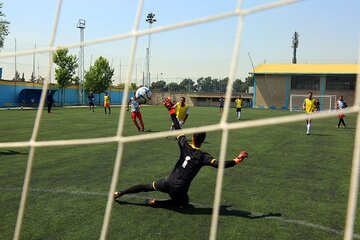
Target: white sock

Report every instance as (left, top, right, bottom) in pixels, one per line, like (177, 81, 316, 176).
(306, 123, 311, 133)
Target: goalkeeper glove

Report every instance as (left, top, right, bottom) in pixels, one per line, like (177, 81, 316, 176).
(234, 151, 248, 165)
(163, 97, 176, 114)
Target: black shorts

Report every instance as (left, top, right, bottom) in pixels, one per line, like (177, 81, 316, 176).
(236, 108, 242, 113)
(89, 102, 94, 106)
(219, 106, 224, 109)
(153, 178, 189, 205)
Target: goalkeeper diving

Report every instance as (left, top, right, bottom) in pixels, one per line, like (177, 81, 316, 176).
(113, 97, 249, 207)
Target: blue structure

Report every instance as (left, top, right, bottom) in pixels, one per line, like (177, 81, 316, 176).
(0, 80, 132, 107)
(18, 89, 43, 106)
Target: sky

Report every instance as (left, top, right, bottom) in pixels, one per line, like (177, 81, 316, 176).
(0, 0, 359, 85)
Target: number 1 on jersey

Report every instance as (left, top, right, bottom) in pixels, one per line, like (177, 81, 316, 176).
(182, 156, 191, 168)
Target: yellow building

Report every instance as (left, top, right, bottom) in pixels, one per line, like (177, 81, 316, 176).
(250, 64, 358, 109)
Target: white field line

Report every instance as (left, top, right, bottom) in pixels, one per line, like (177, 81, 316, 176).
(1, 186, 359, 239)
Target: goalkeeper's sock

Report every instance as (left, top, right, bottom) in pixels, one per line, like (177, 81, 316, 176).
(120, 183, 154, 195)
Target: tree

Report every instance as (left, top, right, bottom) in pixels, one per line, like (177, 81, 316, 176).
(244, 76, 254, 87)
(53, 47, 78, 105)
(218, 78, 228, 93)
(20, 72, 25, 82)
(179, 78, 195, 92)
(12, 71, 20, 81)
(233, 79, 242, 92)
(197, 77, 217, 92)
(117, 83, 125, 89)
(29, 72, 36, 83)
(35, 76, 45, 84)
(130, 83, 137, 90)
(84, 56, 114, 105)
(0, 3, 10, 49)
(151, 80, 166, 92)
(166, 82, 179, 92)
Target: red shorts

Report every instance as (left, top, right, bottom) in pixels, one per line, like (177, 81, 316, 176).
(131, 111, 142, 120)
(104, 103, 110, 108)
(338, 114, 345, 118)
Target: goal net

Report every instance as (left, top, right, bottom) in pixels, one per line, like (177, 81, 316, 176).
(0, 1, 360, 240)
(290, 94, 337, 112)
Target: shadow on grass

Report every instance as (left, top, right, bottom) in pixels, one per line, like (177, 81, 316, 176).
(310, 133, 334, 136)
(0, 150, 28, 156)
(142, 129, 159, 133)
(115, 200, 281, 219)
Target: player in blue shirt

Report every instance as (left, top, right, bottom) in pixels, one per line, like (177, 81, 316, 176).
(88, 92, 95, 112)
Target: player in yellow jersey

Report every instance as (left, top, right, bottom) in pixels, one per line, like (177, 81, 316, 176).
(303, 92, 315, 135)
(104, 92, 111, 114)
(170, 97, 189, 131)
(235, 96, 242, 120)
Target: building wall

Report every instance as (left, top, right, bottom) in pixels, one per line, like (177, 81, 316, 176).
(323, 90, 354, 106)
(254, 74, 356, 109)
(255, 74, 288, 108)
(149, 92, 195, 106)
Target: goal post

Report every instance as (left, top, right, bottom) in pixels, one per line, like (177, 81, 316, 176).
(289, 94, 337, 112)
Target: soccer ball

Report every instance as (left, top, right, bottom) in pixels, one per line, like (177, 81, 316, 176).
(135, 87, 152, 104)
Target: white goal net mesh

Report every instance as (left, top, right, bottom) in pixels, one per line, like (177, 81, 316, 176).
(290, 94, 337, 112)
(0, 1, 360, 240)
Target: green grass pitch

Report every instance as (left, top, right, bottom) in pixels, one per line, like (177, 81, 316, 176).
(0, 106, 359, 239)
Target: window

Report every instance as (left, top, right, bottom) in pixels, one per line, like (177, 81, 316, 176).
(291, 75, 320, 90)
(326, 75, 356, 90)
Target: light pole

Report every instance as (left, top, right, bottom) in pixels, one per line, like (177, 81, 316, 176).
(145, 12, 156, 87)
(77, 19, 86, 104)
(292, 31, 299, 64)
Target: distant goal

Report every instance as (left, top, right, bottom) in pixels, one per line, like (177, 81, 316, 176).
(289, 94, 337, 112)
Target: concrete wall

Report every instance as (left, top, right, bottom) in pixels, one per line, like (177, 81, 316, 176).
(150, 92, 251, 107)
(255, 74, 288, 108)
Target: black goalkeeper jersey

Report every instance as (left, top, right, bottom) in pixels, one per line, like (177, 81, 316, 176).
(167, 135, 215, 188)
(165, 112, 237, 189)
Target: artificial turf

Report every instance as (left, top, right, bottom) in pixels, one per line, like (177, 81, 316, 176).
(0, 106, 358, 239)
